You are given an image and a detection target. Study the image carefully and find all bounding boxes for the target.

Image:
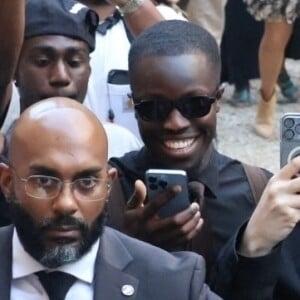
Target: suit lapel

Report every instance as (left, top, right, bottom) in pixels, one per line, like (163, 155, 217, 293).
(0, 226, 13, 300)
(93, 228, 139, 300)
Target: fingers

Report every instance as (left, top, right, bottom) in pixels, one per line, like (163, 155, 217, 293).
(278, 156, 300, 179)
(125, 183, 199, 247)
(145, 202, 203, 247)
(281, 175, 300, 195)
(126, 179, 147, 209)
(241, 162, 300, 256)
(142, 185, 182, 219)
(261, 174, 300, 208)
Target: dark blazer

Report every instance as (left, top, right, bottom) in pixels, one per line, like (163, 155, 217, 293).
(0, 225, 221, 300)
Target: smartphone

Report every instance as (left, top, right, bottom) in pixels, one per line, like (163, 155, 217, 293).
(280, 113, 300, 168)
(145, 169, 190, 218)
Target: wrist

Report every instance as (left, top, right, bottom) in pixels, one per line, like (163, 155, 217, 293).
(239, 228, 273, 257)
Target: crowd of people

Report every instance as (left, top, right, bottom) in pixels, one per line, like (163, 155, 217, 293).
(0, 0, 300, 299)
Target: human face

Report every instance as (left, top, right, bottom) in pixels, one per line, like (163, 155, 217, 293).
(15, 36, 91, 110)
(130, 53, 221, 172)
(0, 110, 114, 267)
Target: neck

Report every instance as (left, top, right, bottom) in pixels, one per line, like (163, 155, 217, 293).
(80, 0, 116, 20)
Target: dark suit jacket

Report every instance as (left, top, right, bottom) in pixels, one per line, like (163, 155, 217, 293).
(0, 225, 221, 299)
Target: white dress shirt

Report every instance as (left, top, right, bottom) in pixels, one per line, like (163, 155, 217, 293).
(11, 229, 99, 300)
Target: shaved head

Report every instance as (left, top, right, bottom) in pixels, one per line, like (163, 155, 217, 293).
(8, 97, 108, 165)
(0, 97, 115, 268)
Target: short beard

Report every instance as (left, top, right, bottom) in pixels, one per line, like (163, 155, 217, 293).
(9, 198, 105, 268)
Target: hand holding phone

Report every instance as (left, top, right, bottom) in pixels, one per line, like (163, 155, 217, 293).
(145, 169, 190, 218)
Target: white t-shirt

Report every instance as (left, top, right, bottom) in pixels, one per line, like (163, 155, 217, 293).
(84, 5, 186, 139)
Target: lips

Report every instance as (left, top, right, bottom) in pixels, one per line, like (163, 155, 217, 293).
(45, 226, 81, 245)
(39, 92, 77, 101)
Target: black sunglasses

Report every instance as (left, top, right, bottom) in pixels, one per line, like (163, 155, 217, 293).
(133, 94, 219, 122)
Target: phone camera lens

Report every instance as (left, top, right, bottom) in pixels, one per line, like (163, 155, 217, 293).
(284, 118, 295, 128)
(148, 176, 157, 183)
(283, 129, 295, 140)
(149, 183, 158, 190)
(295, 124, 300, 134)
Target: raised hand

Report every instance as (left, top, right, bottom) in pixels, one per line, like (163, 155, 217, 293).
(123, 179, 203, 249)
(240, 156, 300, 257)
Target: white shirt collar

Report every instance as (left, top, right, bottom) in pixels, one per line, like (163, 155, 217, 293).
(12, 228, 99, 283)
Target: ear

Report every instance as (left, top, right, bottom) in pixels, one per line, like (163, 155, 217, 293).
(107, 167, 118, 183)
(0, 163, 13, 199)
(106, 167, 118, 200)
(215, 82, 226, 113)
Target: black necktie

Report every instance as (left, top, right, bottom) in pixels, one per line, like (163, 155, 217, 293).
(36, 271, 77, 300)
(188, 181, 215, 270)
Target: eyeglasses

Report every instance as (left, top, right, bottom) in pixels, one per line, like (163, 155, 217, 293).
(133, 95, 218, 122)
(15, 174, 110, 202)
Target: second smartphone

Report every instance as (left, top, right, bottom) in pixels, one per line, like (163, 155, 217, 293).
(145, 169, 190, 218)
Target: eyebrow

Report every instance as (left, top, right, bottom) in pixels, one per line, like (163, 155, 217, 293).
(30, 45, 89, 55)
(75, 168, 104, 179)
(28, 165, 104, 178)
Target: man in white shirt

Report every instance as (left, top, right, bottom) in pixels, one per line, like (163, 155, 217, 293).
(0, 97, 221, 299)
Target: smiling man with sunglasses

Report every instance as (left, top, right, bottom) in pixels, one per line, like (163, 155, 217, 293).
(107, 19, 274, 285)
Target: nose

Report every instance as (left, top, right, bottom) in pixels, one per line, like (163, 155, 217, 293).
(49, 61, 71, 87)
(163, 109, 190, 132)
(52, 183, 78, 216)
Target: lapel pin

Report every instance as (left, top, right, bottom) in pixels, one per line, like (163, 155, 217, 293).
(121, 284, 135, 296)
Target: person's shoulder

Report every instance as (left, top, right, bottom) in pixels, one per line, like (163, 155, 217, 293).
(108, 146, 143, 170)
(103, 227, 203, 269)
(101, 228, 222, 299)
(0, 225, 13, 234)
(103, 123, 142, 158)
(0, 225, 13, 243)
(214, 150, 272, 178)
(103, 123, 139, 140)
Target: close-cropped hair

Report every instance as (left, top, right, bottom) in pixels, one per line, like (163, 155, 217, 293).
(128, 20, 221, 79)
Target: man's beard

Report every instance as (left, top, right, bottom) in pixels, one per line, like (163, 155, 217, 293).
(9, 197, 105, 268)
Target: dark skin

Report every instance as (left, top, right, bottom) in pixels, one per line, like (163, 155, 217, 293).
(111, 53, 222, 249)
(123, 51, 300, 260)
(0, 0, 163, 124)
(0, 0, 24, 119)
(0, 0, 164, 227)
(15, 35, 91, 110)
(132, 54, 219, 170)
(0, 97, 117, 266)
